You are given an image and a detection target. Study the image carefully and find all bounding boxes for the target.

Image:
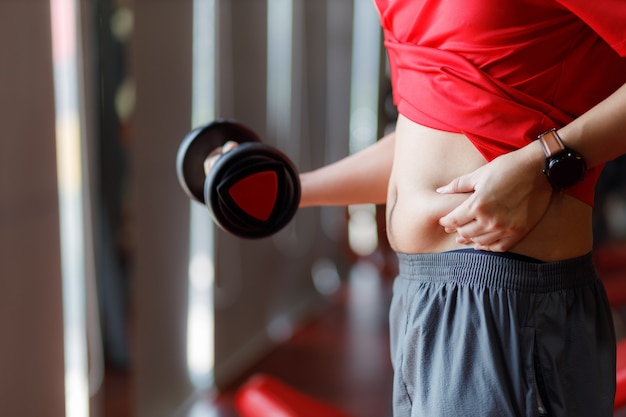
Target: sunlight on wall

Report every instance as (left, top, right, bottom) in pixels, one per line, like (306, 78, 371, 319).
(267, 0, 293, 146)
(348, 0, 381, 257)
(348, 204, 379, 256)
(186, 0, 217, 391)
(50, 0, 90, 415)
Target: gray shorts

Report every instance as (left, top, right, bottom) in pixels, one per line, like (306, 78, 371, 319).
(390, 250, 615, 417)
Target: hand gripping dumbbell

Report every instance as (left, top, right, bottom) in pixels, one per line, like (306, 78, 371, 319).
(176, 120, 301, 239)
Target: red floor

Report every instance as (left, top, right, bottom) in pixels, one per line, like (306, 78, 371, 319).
(105, 260, 395, 417)
(185, 261, 394, 417)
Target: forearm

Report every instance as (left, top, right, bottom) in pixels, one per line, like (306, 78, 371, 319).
(437, 81, 626, 254)
(558, 82, 626, 167)
(299, 131, 395, 207)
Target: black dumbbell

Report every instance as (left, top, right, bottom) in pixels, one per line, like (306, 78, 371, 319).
(176, 120, 301, 239)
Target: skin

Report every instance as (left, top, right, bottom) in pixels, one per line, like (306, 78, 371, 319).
(300, 82, 626, 261)
(205, 84, 626, 261)
(435, 82, 626, 259)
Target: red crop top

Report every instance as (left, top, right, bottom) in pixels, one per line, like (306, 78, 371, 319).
(375, 0, 626, 206)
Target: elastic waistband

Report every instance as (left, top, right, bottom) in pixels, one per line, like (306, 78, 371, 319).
(397, 251, 598, 293)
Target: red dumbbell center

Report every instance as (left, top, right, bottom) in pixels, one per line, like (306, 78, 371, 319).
(228, 171, 278, 222)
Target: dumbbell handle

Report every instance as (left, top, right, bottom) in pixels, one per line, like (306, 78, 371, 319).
(202, 141, 239, 176)
(177, 121, 262, 205)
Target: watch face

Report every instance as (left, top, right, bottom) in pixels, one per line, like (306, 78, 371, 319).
(547, 151, 587, 189)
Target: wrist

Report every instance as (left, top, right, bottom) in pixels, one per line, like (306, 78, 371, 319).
(537, 128, 587, 189)
(298, 172, 316, 208)
(520, 139, 547, 173)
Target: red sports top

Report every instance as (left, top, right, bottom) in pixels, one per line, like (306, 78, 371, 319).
(375, 0, 626, 206)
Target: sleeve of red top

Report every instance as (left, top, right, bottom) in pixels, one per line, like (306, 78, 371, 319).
(555, 0, 626, 56)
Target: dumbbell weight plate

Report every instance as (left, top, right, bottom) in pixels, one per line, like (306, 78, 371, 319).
(176, 120, 261, 204)
(205, 143, 301, 239)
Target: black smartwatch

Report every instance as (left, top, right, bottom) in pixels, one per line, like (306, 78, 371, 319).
(537, 128, 587, 190)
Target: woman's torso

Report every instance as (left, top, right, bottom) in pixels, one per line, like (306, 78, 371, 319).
(386, 114, 593, 262)
(378, 0, 626, 246)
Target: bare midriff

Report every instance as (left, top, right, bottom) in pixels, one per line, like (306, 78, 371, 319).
(386, 114, 593, 262)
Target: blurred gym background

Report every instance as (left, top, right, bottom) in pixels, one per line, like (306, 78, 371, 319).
(1, 1, 625, 417)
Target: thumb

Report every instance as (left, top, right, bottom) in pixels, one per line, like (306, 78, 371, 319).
(436, 174, 475, 194)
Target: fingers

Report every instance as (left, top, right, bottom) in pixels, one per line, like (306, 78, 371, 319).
(439, 200, 475, 230)
(473, 236, 518, 252)
(452, 229, 517, 252)
(442, 213, 521, 252)
(203, 141, 239, 175)
(436, 170, 520, 253)
(223, 141, 238, 153)
(436, 174, 475, 194)
(437, 177, 477, 229)
(456, 229, 505, 246)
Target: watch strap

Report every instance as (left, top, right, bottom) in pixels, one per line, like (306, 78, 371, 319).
(538, 128, 565, 158)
